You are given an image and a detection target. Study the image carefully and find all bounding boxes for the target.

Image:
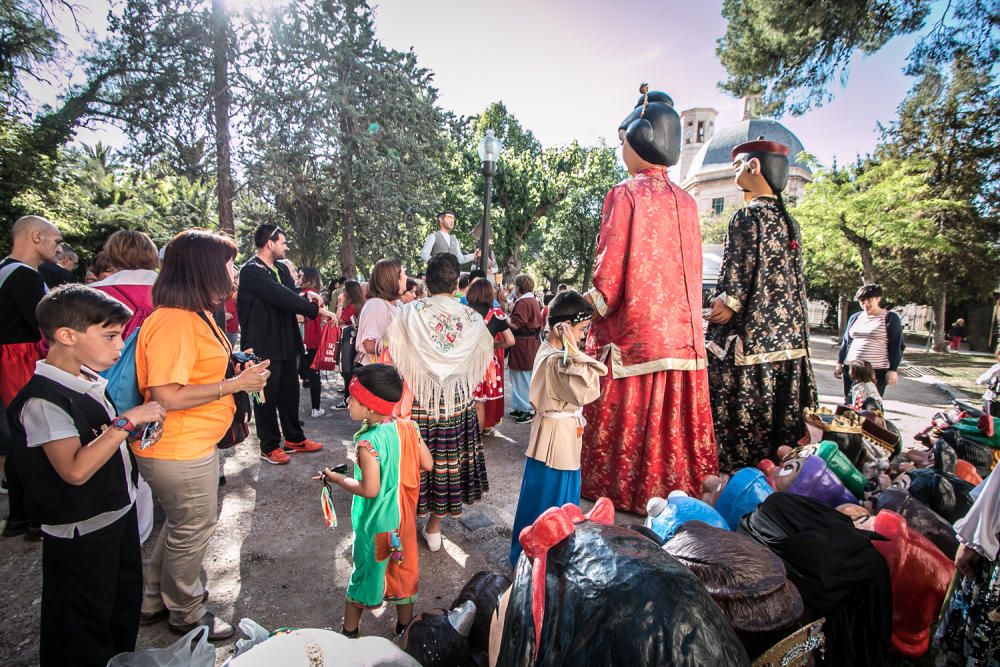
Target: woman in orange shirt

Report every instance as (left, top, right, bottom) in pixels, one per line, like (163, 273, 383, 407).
(134, 230, 270, 641)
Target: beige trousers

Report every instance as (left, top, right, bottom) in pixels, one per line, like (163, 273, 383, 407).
(136, 449, 219, 625)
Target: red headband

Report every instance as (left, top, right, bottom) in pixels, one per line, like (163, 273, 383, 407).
(348, 377, 398, 415)
(519, 498, 615, 662)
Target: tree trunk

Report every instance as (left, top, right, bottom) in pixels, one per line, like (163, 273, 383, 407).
(932, 289, 948, 352)
(507, 237, 523, 278)
(837, 213, 877, 283)
(211, 0, 234, 235)
(338, 112, 357, 279)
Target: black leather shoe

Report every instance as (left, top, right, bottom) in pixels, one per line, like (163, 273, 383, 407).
(2, 519, 28, 537)
(169, 612, 234, 641)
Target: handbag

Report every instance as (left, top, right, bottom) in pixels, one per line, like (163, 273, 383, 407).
(339, 323, 358, 372)
(197, 312, 252, 449)
(311, 321, 340, 372)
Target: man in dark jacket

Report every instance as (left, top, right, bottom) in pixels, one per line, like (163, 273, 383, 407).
(238, 224, 333, 465)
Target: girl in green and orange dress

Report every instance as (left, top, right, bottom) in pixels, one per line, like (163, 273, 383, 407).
(315, 363, 431, 637)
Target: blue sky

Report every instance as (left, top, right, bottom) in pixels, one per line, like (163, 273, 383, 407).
(51, 0, 936, 170)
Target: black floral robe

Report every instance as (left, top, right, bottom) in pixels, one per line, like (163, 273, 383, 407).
(706, 197, 817, 469)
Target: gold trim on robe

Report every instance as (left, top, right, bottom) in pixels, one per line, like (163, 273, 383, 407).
(587, 288, 609, 319)
(733, 337, 808, 366)
(600, 342, 707, 379)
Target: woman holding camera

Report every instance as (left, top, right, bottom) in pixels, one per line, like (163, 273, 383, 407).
(134, 230, 270, 640)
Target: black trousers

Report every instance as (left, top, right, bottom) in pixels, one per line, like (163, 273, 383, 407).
(299, 349, 321, 410)
(843, 368, 890, 404)
(253, 357, 306, 453)
(41, 506, 142, 667)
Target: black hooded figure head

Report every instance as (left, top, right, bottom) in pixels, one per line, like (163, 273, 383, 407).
(618, 84, 681, 167)
(731, 138, 791, 195)
(497, 501, 749, 666)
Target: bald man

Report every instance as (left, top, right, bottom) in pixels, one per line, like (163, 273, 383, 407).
(1, 215, 61, 539)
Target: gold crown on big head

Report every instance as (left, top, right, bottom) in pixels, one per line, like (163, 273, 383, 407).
(802, 407, 863, 434)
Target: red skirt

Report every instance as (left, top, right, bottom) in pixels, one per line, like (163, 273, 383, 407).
(581, 368, 717, 514)
(473, 348, 505, 429)
(1, 342, 42, 405)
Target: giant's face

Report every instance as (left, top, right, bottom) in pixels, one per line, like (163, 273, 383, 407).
(774, 458, 805, 493)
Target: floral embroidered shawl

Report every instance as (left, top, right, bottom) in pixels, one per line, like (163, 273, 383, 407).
(386, 294, 494, 420)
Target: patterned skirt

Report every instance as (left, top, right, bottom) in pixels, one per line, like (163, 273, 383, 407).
(708, 352, 817, 471)
(581, 369, 717, 514)
(415, 396, 488, 518)
(935, 556, 1000, 666)
(473, 348, 505, 429)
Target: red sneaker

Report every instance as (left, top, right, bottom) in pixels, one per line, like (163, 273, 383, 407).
(283, 438, 323, 453)
(260, 449, 291, 465)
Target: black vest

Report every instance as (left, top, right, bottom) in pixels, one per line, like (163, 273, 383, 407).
(7, 374, 136, 526)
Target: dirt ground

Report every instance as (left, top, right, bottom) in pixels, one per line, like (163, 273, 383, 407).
(0, 345, 958, 665)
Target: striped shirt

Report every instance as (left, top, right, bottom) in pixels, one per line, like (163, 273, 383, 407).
(846, 312, 890, 369)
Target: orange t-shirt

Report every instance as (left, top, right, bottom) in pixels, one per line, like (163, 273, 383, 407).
(134, 308, 235, 461)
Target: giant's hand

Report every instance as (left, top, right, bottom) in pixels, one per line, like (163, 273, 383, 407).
(706, 297, 735, 325)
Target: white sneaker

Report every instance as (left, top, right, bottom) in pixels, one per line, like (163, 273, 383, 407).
(421, 526, 442, 552)
(311, 408, 326, 418)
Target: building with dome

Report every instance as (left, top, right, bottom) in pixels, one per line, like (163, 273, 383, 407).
(679, 97, 812, 216)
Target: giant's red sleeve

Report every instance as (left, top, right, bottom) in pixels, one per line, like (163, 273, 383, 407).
(590, 185, 634, 318)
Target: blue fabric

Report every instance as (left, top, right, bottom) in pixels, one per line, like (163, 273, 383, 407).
(98, 328, 142, 412)
(509, 370, 532, 412)
(510, 457, 580, 565)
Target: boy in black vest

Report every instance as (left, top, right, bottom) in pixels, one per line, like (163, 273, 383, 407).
(8, 284, 166, 667)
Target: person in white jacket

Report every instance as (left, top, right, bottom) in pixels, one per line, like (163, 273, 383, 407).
(935, 469, 1000, 663)
(976, 345, 1000, 417)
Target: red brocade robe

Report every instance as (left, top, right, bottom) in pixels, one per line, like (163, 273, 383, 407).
(581, 167, 718, 513)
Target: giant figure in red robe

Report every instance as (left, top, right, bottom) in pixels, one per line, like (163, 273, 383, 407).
(581, 86, 718, 514)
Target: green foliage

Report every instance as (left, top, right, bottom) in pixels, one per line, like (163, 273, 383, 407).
(238, 0, 447, 278)
(717, 0, 931, 115)
(440, 102, 614, 282)
(528, 144, 624, 291)
(795, 156, 967, 301)
(699, 204, 741, 244)
(95, 0, 217, 177)
(0, 0, 62, 110)
(11, 142, 216, 259)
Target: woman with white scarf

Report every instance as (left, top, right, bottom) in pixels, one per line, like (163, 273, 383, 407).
(386, 253, 493, 551)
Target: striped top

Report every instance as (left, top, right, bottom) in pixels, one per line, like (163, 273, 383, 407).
(845, 312, 890, 369)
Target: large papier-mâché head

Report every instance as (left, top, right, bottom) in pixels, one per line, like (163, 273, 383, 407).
(618, 84, 681, 167)
(732, 138, 790, 194)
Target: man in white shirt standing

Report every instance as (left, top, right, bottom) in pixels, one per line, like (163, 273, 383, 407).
(419, 211, 481, 266)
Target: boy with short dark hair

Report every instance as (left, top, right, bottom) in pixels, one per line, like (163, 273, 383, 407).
(8, 284, 165, 666)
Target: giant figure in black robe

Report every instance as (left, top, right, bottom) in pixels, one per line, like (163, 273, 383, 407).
(706, 139, 817, 469)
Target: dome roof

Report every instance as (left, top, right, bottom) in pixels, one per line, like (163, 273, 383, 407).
(686, 118, 810, 181)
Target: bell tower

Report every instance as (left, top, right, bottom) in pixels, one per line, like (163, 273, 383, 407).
(679, 107, 718, 183)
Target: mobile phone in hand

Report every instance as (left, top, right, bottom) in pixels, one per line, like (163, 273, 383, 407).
(330, 463, 349, 475)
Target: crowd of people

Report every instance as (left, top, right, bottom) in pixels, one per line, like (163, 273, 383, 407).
(0, 83, 995, 667)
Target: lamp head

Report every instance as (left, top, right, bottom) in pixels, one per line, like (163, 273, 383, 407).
(478, 129, 504, 164)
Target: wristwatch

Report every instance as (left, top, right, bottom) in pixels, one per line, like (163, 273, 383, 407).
(111, 416, 135, 434)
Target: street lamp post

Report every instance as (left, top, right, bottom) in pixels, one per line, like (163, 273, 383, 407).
(477, 130, 503, 276)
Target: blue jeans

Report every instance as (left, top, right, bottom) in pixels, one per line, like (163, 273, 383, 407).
(509, 370, 532, 413)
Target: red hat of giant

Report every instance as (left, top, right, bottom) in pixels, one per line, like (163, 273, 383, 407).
(731, 140, 790, 160)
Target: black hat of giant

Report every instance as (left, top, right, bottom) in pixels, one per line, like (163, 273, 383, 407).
(497, 519, 749, 666)
(619, 85, 681, 167)
(732, 138, 791, 194)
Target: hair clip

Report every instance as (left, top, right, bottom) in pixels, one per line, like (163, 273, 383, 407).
(639, 82, 650, 118)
